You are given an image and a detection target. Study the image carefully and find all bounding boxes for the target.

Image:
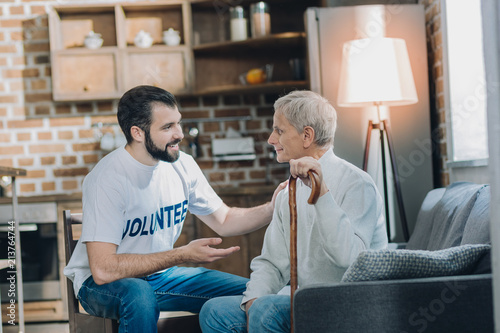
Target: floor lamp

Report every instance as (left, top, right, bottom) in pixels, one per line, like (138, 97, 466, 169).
(337, 37, 418, 242)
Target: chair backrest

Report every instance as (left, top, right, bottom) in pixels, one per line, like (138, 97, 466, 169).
(63, 210, 82, 264)
(63, 210, 83, 317)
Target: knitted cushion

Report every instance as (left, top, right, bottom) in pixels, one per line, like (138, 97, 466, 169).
(341, 244, 490, 282)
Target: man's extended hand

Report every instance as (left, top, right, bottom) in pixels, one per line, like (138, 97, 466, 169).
(181, 238, 240, 264)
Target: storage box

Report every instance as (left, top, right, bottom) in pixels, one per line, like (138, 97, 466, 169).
(211, 137, 256, 161)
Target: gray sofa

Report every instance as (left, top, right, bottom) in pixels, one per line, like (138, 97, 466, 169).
(294, 182, 493, 333)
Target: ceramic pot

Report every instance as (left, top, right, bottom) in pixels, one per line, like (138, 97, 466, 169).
(134, 30, 153, 48)
(84, 31, 103, 49)
(163, 28, 181, 46)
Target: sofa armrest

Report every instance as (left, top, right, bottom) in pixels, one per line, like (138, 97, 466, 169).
(294, 274, 493, 333)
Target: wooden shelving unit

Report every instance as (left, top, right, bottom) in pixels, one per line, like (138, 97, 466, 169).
(190, 0, 318, 96)
(49, 1, 193, 102)
(48, 0, 320, 100)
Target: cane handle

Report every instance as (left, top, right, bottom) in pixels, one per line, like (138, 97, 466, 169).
(306, 170, 321, 204)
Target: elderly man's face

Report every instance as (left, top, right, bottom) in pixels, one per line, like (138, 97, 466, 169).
(268, 112, 304, 163)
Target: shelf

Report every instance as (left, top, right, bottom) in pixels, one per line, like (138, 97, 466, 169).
(193, 80, 308, 96)
(193, 32, 305, 54)
(121, 1, 185, 11)
(54, 46, 118, 54)
(51, 4, 116, 14)
(125, 44, 188, 52)
(0, 166, 27, 177)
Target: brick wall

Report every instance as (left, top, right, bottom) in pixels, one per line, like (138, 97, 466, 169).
(1, 0, 447, 197)
(420, 0, 449, 186)
(0, 0, 288, 197)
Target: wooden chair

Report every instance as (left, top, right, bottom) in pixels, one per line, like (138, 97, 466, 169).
(63, 210, 201, 333)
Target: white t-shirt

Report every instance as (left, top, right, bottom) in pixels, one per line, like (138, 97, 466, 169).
(64, 147, 223, 296)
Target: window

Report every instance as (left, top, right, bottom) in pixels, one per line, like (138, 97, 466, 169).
(442, 0, 488, 164)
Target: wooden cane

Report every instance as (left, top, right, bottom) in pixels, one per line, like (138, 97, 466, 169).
(289, 170, 321, 333)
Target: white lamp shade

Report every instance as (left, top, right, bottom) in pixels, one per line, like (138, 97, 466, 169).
(337, 37, 418, 107)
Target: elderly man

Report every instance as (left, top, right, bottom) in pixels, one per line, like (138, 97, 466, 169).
(199, 90, 388, 333)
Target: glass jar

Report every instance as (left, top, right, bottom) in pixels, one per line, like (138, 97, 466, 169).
(250, 2, 270, 38)
(230, 6, 248, 41)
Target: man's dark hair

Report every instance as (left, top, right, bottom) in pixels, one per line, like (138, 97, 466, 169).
(117, 85, 179, 144)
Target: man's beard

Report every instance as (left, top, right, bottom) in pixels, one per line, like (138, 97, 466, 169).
(144, 131, 181, 163)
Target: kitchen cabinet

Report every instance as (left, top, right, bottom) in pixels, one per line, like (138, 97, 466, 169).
(49, 1, 193, 101)
(123, 48, 190, 92)
(53, 49, 121, 100)
(190, 0, 322, 95)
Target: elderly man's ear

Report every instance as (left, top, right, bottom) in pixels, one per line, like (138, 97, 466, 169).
(302, 126, 315, 148)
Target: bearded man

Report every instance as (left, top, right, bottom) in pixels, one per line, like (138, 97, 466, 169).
(64, 85, 285, 333)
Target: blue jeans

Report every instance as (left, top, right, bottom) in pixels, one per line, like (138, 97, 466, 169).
(199, 295, 291, 333)
(77, 266, 248, 333)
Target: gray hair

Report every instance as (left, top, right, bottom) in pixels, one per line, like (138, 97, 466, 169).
(273, 90, 337, 149)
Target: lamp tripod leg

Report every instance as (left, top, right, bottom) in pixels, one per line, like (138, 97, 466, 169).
(364, 113, 409, 242)
(379, 127, 392, 241)
(363, 120, 374, 172)
(364, 119, 392, 240)
(382, 119, 410, 241)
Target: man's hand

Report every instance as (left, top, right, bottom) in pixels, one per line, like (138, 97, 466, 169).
(271, 180, 288, 209)
(181, 238, 240, 264)
(289, 157, 329, 197)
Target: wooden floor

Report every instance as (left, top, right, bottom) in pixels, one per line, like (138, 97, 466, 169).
(1, 322, 69, 333)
